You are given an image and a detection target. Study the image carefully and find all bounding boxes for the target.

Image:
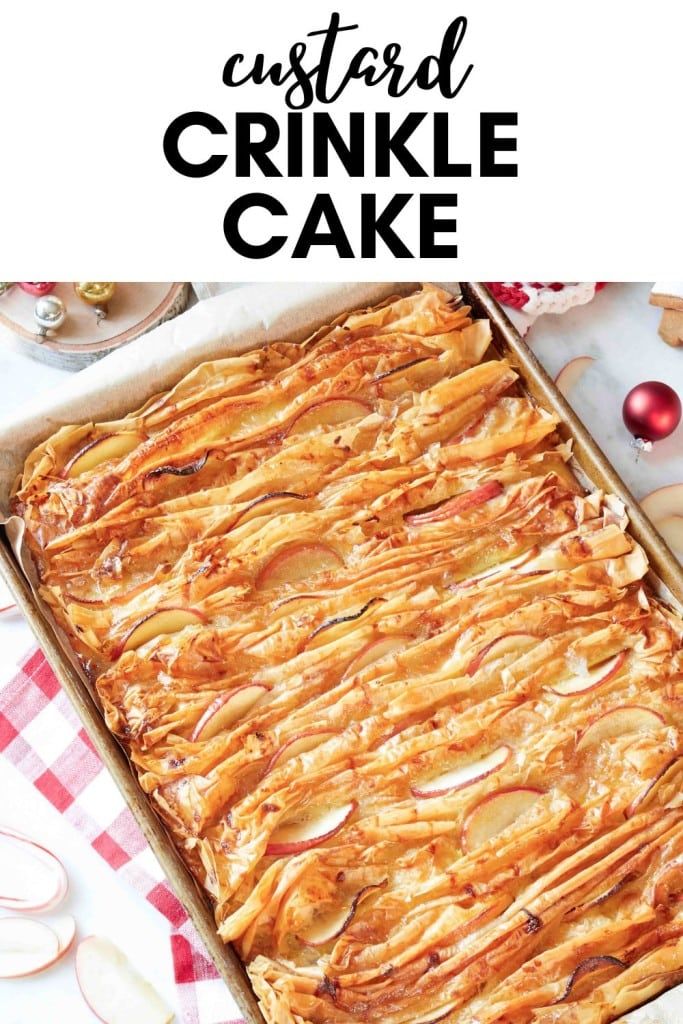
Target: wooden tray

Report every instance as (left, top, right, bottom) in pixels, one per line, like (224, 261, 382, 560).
(0, 283, 190, 370)
(1, 281, 682, 1023)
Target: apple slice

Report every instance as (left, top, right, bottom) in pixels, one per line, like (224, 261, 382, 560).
(76, 936, 173, 1024)
(266, 729, 339, 773)
(641, 484, 683, 523)
(461, 787, 543, 852)
(66, 432, 144, 478)
(466, 633, 536, 676)
(51, 914, 77, 957)
(657, 515, 683, 556)
(405, 480, 503, 526)
(458, 548, 537, 587)
(288, 397, 371, 434)
(626, 756, 682, 819)
(576, 705, 664, 752)
(298, 881, 386, 947)
(554, 356, 596, 398)
(115, 606, 206, 657)
(191, 683, 269, 741)
(548, 651, 626, 697)
(412, 746, 511, 799)
(0, 827, 68, 913)
(266, 801, 356, 857)
(0, 917, 61, 979)
(651, 858, 683, 909)
(344, 634, 409, 676)
(557, 955, 625, 1002)
(255, 543, 343, 590)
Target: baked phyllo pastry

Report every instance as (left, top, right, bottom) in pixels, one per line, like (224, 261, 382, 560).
(13, 285, 683, 1024)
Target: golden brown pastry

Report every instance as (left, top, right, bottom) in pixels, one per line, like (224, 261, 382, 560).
(13, 285, 683, 1023)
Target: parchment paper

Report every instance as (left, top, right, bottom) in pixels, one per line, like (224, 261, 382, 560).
(0, 281, 417, 510)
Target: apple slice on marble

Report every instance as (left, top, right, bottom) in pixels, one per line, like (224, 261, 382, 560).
(640, 483, 683, 523)
(412, 746, 511, 799)
(76, 936, 173, 1024)
(266, 801, 356, 857)
(255, 543, 343, 590)
(554, 356, 596, 398)
(461, 786, 543, 852)
(0, 826, 68, 913)
(0, 917, 61, 979)
(192, 683, 269, 742)
(576, 705, 664, 752)
(657, 515, 683, 555)
(66, 432, 144, 478)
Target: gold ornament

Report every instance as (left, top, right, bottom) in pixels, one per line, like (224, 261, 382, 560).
(74, 282, 116, 323)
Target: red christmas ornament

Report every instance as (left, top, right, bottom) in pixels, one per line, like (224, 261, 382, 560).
(622, 381, 681, 454)
(19, 282, 56, 297)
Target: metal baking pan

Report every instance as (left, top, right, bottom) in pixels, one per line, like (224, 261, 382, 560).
(1, 281, 682, 1024)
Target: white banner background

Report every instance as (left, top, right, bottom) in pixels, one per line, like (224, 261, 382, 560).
(0, 0, 680, 280)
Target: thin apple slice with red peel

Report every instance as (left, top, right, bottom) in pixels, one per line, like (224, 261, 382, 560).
(466, 633, 536, 677)
(76, 936, 173, 1024)
(266, 729, 338, 773)
(0, 917, 60, 978)
(411, 746, 511, 799)
(557, 955, 625, 1002)
(457, 548, 537, 588)
(50, 914, 77, 957)
(192, 683, 269, 742)
(115, 607, 206, 657)
(405, 480, 503, 526)
(298, 880, 387, 947)
(626, 756, 682, 819)
(255, 543, 343, 590)
(266, 801, 356, 857)
(288, 397, 372, 435)
(461, 787, 543, 852)
(345, 635, 409, 676)
(554, 356, 596, 398)
(66, 432, 145, 478)
(651, 858, 683, 909)
(641, 484, 683, 523)
(0, 827, 68, 913)
(548, 651, 627, 697)
(576, 705, 664, 752)
(657, 515, 683, 555)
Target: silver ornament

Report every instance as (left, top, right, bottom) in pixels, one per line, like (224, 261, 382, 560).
(34, 295, 66, 339)
(0, 282, 13, 297)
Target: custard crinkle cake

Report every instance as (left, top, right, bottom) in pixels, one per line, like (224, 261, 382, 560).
(13, 285, 683, 1023)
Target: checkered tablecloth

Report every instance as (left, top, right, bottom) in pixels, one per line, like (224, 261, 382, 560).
(0, 633, 244, 1024)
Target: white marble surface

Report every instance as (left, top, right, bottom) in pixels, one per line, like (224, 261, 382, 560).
(525, 282, 683, 508)
(0, 282, 682, 1023)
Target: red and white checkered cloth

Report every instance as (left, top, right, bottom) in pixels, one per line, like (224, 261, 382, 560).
(0, 642, 244, 1024)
